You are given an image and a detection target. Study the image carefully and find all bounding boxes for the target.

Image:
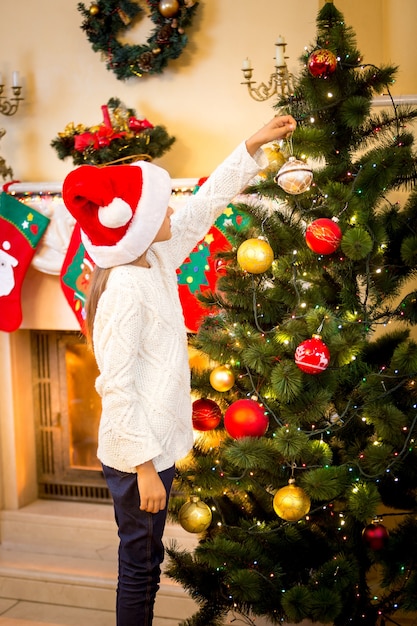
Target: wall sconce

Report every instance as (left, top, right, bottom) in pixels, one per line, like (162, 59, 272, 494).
(241, 36, 294, 102)
(0, 71, 24, 116)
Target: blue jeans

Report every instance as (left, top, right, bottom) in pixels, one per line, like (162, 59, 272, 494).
(102, 464, 176, 626)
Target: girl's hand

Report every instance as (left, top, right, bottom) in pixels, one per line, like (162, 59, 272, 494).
(245, 115, 297, 156)
(136, 460, 167, 513)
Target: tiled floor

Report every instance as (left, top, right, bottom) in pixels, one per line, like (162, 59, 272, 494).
(0, 597, 182, 626)
(0, 597, 114, 626)
(1, 597, 417, 626)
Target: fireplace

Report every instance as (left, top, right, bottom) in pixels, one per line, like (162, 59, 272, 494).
(31, 329, 110, 502)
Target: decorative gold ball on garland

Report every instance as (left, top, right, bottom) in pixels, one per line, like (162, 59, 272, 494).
(89, 3, 100, 16)
(178, 496, 212, 533)
(77, 0, 199, 80)
(158, 0, 180, 18)
(273, 479, 311, 522)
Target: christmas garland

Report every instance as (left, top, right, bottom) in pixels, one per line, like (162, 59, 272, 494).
(77, 0, 199, 80)
(51, 97, 176, 166)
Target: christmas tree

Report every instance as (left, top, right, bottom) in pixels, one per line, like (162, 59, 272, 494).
(166, 3, 417, 625)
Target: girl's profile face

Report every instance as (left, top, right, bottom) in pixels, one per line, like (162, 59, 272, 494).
(153, 206, 174, 243)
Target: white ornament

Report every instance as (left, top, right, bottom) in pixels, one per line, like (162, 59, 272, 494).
(275, 157, 313, 195)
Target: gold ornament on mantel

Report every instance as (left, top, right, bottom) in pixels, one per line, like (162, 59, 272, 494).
(89, 3, 99, 15)
(275, 156, 313, 195)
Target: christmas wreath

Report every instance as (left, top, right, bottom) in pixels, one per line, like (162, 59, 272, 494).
(51, 97, 175, 166)
(77, 0, 199, 80)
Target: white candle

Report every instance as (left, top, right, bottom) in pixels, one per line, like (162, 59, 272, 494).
(0, 73, 3, 85)
(275, 46, 285, 67)
(276, 35, 285, 45)
(12, 71, 20, 87)
(242, 58, 252, 70)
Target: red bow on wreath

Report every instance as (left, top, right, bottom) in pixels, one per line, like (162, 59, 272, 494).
(74, 126, 127, 152)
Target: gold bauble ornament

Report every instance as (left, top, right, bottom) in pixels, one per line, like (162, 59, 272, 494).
(209, 365, 235, 392)
(178, 496, 212, 533)
(89, 3, 100, 16)
(237, 238, 274, 274)
(158, 0, 180, 18)
(274, 156, 313, 195)
(273, 479, 311, 522)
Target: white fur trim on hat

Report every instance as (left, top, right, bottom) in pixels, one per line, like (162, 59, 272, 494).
(98, 198, 133, 229)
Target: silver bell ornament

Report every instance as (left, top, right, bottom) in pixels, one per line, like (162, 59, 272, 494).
(274, 156, 313, 195)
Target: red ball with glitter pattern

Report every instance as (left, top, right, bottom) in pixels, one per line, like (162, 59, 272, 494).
(308, 48, 337, 77)
(192, 398, 222, 431)
(306, 218, 342, 255)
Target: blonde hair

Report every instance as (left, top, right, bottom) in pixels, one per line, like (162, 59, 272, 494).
(85, 266, 112, 350)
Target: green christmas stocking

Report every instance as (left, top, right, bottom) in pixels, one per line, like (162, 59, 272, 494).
(0, 192, 50, 332)
(60, 223, 95, 333)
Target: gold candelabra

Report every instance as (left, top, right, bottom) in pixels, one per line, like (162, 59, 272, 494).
(241, 36, 294, 102)
(0, 72, 24, 116)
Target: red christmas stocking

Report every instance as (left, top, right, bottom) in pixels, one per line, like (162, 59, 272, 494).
(0, 192, 50, 332)
(60, 223, 95, 334)
(176, 178, 249, 332)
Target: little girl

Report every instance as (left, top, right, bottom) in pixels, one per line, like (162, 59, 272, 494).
(62, 114, 296, 626)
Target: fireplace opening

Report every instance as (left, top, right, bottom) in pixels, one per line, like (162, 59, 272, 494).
(31, 330, 111, 502)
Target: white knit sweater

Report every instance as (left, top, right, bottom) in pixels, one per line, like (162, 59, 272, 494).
(93, 142, 268, 473)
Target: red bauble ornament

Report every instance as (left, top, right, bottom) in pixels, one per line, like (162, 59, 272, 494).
(305, 218, 342, 255)
(295, 335, 330, 374)
(192, 398, 222, 431)
(308, 48, 337, 77)
(224, 399, 269, 439)
(362, 522, 389, 551)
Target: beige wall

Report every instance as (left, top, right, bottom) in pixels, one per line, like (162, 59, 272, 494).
(0, 0, 415, 184)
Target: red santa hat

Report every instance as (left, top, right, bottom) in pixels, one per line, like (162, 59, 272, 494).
(62, 160, 172, 268)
